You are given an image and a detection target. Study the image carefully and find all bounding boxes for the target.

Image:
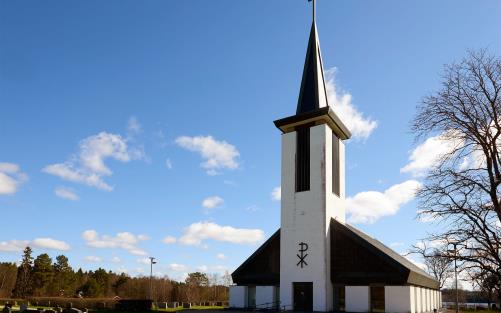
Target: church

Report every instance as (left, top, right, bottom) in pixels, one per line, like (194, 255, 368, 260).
(229, 3, 441, 313)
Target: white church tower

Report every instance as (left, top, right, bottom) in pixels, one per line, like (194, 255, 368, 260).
(273, 10, 351, 312)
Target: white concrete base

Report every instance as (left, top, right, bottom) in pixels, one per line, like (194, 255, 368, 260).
(346, 286, 369, 312)
(229, 286, 247, 308)
(256, 286, 275, 308)
(385, 286, 412, 313)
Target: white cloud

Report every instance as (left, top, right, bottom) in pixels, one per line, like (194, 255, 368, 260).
(197, 265, 208, 272)
(84, 256, 102, 263)
(400, 132, 462, 177)
(54, 186, 79, 201)
(271, 186, 281, 201)
(175, 135, 240, 175)
(415, 239, 448, 250)
(137, 258, 151, 265)
(82, 230, 148, 256)
(162, 236, 177, 244)
(0, 237, 69, 252)
(111, 256, 122, 263)
(0, 163, 28, 195)
(325, 68, 378, 140)
(458, 148, 485, 171)
(127, 116, 142, 134)
(165, 158, 173, 169)
(346, 180, 422, 224)
(0, 163, 20, 173)
(202, 196, 224, 211)
(168, 263, 189, 272)
(216, 253, 227, 260)
(209, 265, 229, 274)
(390, 242, 404, 248)
(43, 164, 112, 191)
(178, 222, 265, 246)
(403, 254, 427, 271)
(31, 238, 70, 251)
(43, 132, 143, 191)
(245, 205, 260, 212)
(0, 240, 29, 252)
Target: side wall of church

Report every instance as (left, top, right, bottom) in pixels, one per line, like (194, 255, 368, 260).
(229, 286, 247, 308)
(346, 286, 370, 312)
(255, 286, 275, 308)
(385, 286, 412, 313)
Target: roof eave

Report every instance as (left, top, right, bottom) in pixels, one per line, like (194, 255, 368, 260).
(274, 107, 352, 140)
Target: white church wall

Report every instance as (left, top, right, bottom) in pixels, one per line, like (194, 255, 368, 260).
(325, 127, 346, 224)
(229, 286, 247, 308)
(429, 289, 434, 312)
(279, 125, 334, 312)
(426, 288, 431, 312)
(422, 288, 427, 312)
(255, 286, 275, 308)
(420, 288, 425, 313)
(434, 290, 439, 310)
(346, 286, 369, 312)
(430, 290, 437, 312)
(415, 287, 422, 313)
(410, 286, 416, 313)
(385, 286, 412, 313)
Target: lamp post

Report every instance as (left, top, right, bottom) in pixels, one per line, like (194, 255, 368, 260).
(149, 257, 157, 300)
(448, 243, 459, 313)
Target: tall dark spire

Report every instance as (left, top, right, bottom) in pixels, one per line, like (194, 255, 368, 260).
(274, 0, 351, 140)
(296, 22, 329, 114)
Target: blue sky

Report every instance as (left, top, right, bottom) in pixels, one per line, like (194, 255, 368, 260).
(1, 0, 500, 281)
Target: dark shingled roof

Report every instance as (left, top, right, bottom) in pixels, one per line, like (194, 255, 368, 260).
(331, 219, 439, 289)
(231, 229, 280, 286)
(231, 220, 439, 289)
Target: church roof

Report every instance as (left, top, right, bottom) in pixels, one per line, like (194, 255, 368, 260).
(231, 219, 439, 289)
(231, 229, 280, 286)
(330, 219, 439, 289)
(296, 22, 329, 114)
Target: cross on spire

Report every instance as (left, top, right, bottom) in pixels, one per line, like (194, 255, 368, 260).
(309, 0, 316, 24)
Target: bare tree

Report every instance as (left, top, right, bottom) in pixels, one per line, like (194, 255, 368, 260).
(411, 241, 453, 289)
(412, 50, 501, 296)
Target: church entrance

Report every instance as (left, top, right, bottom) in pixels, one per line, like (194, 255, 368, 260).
(293, 282, 313, 311)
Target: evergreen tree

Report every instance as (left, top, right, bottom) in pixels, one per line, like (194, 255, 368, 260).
(112, 273, 129, 295)
(52, 255, 74, 296)
(80, 277, 102, 297)
(13, 247, 33, 298)
(32, 253, 54, 296)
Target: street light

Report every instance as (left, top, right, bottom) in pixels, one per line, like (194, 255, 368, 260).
(149, 257, 157, 300)
(448, 243, 460, 313)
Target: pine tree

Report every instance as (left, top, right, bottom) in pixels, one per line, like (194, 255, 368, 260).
(51, 255, 74, 296)
(32, 253, 53, 296)
(13, 247, 33, 298)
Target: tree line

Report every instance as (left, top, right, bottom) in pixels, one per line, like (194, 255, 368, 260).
(0, 247, 230, 302)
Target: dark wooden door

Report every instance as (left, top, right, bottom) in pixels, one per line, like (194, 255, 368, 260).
(293, 282, 313, 311)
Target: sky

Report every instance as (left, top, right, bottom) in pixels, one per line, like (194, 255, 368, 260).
(1, 0, 501, 282)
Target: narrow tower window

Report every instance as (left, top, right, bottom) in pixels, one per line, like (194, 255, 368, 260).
(296, 126, 310, 192)
(332, 132, 340, 196)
